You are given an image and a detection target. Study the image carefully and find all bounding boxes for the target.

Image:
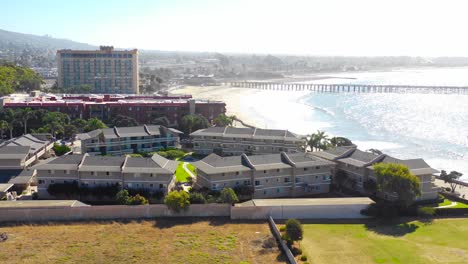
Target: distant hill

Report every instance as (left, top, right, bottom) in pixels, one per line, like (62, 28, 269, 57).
(0, 28, 96, 51)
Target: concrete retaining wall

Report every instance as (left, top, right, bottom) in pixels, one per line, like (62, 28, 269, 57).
(231, 204, 369, 220)
(0, 204, 231, 222)
(268, 216, 297, 264)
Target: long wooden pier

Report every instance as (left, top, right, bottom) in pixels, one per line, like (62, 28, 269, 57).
(229, 82, 468, 94)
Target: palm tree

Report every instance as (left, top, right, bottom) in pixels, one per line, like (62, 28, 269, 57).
(15, 108, 36, 135)
(308, 130, 330, 151)
(181, 114, 198, 135)
(0, 120, 8, 140)
(3, 108, 18, 139)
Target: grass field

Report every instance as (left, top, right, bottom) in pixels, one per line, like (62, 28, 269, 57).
(0, 218, 283, 264)
(301, 219, 468, 264)
(175, 162, 196, 182)
(437, 199, 468, 208)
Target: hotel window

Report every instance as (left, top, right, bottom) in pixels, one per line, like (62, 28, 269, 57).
(277, 188, 281, 193)
(236, 172, 240, 175)
(150, 184, 154, 188)
(91, 171, 95, 176)
(222, 173, 225, 176)
(243, 180, 251, 185)
(264, 170, 267, 174)
(276, 169, 280, 173)
(106, 172, 110, 176)
(236, 181, 239, 185)
(263, 190, 267, 195)
(316, 166, 320, 169)
(150, 173, 153, 177)
(296, 177, 301, 183)
(255, 180, 260, 186)
(51, 180, 55, 184)
(304, 168, 308, 171)
(284, 177, 291, 183)
(159, 184, 164, 189)
(38, 179, 45, 184)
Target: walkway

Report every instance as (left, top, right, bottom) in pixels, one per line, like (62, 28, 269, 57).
(181, 162, 195, 192)
(436, 201, 457, 208)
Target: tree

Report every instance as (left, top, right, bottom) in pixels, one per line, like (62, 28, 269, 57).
(15, 108, 36, 135)
(84, 118, 107, 132)
(367, 148, 383, 155)
(63, 124, 78, 139)
(116, 189, 131, 205)
(440, 170, 463, 193)
(373, 163, 421, 206)
(180, 114, 209, 135)
(189, 192, 206, 204)
(128, 194, 149, 205)
(0, 120, 8, 140)
(285, 219, 303, 243)
(1, 108, 18, 138)
(53, 143, 71, 156)
(164, 190, 190, 212)
(111, 114, 139, 127)
(308, 130, 330, 151)
(213, 114, 234, 127)
(330, 136, 354, 147)
(71, 119, 87, 133)
(219, 188, 239, 204)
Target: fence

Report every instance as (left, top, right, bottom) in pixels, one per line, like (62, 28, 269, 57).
(268, 216, 297, 264)
(0, 204, 231, 222)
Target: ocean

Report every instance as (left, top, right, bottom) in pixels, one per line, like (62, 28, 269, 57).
(241, 67, 468, 181)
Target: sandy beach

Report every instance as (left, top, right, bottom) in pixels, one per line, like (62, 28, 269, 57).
(171, 85, 321, 135)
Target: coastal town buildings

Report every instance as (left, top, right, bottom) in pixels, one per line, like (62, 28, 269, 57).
(57, 46, 139, 94)
(193, 152, 334, 198)
(76, 125, 182, 155)
(35, 153, 178, 198)
(1, 93, 226, 126)
(190, 127, 305, 156)
(311, 146, 439, 201)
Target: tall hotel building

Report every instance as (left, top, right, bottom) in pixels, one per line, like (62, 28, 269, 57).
(57, 46, 139, 94)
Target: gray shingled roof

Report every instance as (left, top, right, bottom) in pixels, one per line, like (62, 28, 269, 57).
(247, 154, 292, 170)
(193, 154, 251, 174)
(79, 155, 126, 172)
(116, 126, 148, 137)
(146, 125, 162, 136)
(289, 153, 335, 168)
(7, 169, 36, 184)
(338, 149, 384, 167)
(191, 126, 301, 141)
(0, 146, 30, 159)
(310, 146, 356, 161)
(34, 155, 84, 170)
(123, 154, 177, 174)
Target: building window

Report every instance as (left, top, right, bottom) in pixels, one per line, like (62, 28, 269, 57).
(264, 170, 267, 174)
(236, 172, 240, 175)
(284, 177, 290, 183)
(236, 181, 239, 185)
(222, 173, 225, 176)
(91, 171, 95, 176)
(150, 173, 153, 177)
(316, 166, 320, 169)
(150, 184, 154, 188)
(304, 168, 308, 171)
(255, 180, 260, 186)
(243, 180, 251, 185)
(277, 188, 281, 193)
(38, 179, 45, 184)
(315, 175, 318, 179)
(159, 184, 164, 189)
(276, 169, 280, 172)
(106, 172, 110, 176)
(296, 177, 301, 183)
(51, 180, 55, 184)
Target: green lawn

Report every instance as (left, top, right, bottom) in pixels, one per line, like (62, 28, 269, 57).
(175, 162, 197, 183)
(438, 199, 468, 208)
(301, 219, 468, 264)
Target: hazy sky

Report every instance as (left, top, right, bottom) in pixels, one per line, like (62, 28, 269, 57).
(2, 0, 468, 56)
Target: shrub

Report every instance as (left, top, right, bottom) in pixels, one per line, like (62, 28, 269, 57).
(32, 192, 38, 200)
(164, 190, 190, 212)
(53, 143, 71, 156)
(300, 255, 308, 261)
(418, 206, 436, 217)
(219, 188, 239, 204)
(445, 187, 451, 192)
(361, 202, 401, 218)
(189, 192, 206, 204)
(233, 185, 254, 196)
(116, 190, 131, 205)
(128, 194, 149, 205)
(47, 181, 80, 197)
(291, 247, 302, 256)
(285, 219, 303, 242)
(279, 226, 286, 232)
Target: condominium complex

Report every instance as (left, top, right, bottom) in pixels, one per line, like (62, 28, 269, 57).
(35, 154, 178, 198)
(76, 125, 182, 155)
(311, 146, 439, 201)
(0, 134, 53, 170)
(193, 152, 334, 198)
(190, 127, 305, 156)
(57, 46, 139, 94)
(2, 93, 226, 126)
